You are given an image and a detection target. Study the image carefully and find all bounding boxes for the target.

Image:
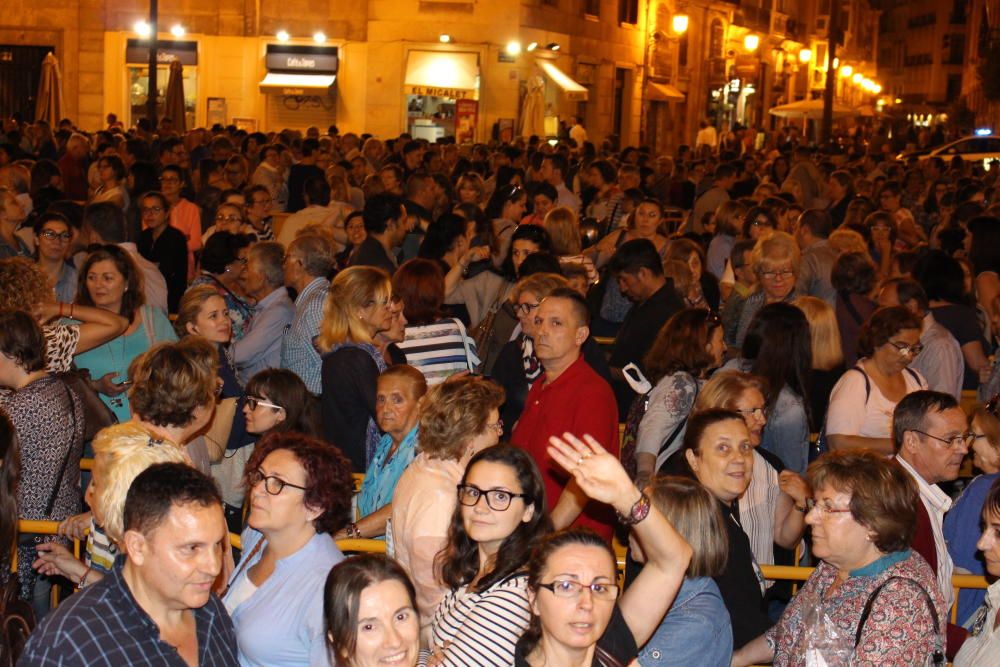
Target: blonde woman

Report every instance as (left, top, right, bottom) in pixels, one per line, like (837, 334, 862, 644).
(318, 266, 393, 472)
(828, 227, 870, 256)
(455, 172, 486, 208)
(793, 296, 846, 432)
(32, 422, 188, 592)
(733, 231, 801, 350)
(543, 206, 597, 284)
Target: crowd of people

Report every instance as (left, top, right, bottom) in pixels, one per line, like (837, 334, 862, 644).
(0, 112, 999, 666)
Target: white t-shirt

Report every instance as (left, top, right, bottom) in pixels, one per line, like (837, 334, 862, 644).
(826, 365, 927, 438)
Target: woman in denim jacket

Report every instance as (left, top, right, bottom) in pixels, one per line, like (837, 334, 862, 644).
(633, 476, 733, 667)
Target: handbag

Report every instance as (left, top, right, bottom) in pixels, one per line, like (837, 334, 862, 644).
(55, 370, 116, 443)
(470, 285, 506, 358)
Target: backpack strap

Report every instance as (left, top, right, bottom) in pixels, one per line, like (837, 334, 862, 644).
(903, 366, 922, 386)
(854, 576, 943, 665)
(655, 374, 699, 465)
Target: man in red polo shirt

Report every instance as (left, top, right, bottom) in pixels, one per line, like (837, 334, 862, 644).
(511, 287, 620, 541)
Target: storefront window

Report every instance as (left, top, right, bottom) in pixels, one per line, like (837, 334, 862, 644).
(128, 64, 196, 129)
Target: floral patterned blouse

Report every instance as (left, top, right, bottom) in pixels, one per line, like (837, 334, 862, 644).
(767, 550, 946, 666)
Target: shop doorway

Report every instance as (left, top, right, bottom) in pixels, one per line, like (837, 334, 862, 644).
(0, 45, 53, 122)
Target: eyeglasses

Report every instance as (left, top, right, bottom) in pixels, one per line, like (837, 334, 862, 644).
(486, 419, 504, 435)
(909, 429, 975, 449)
(887, 340, 924, 357)
(538, 579, 620, 601)
(39, 229, 71, 241)
(736, 407, 766, 419)
(804, 499, 854, 517)
(760, 269, 794, 281)
(215, 214, 242, 223)
(246, 396, 283, 411)
(457, 483, 526, 511)
(749, 217, 772, 227)
(247, 469, 306, 495)
(140, 206, 164, 215)
(515, 302, 540, 315)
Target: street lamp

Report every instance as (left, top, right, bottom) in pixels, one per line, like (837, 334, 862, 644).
(506, 41, 522, 56)
(839, 64, 853, 78)
(134, 20, 152, 38)
(672, 14, 689, 34)
(744, 34, 760, 52)
(852, 72, 863, 84)
(798, 48, 812, 64)
(170, 24, 185, 38)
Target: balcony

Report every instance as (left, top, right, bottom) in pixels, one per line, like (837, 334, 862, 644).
(733, 5, 772, 32)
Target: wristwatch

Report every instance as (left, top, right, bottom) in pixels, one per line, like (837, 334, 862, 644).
(617, 492, 651, 526)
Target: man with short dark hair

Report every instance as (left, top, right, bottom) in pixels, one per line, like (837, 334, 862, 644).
(511, 288, 619, 542)
(892, 390, 970, 656)
(275, 175, 335, 247)
(401, 172, 437, 261)
(349, 193, 411, 275)
(877, 278, 963, 399)
(83, 202, 168, 313)
(286, 138, 324, 213)
(689, 162, 735, 234)
(281, 234, 334, 395)
(540, 154, 580, 212)
(232, 241, 293, 379)
(607, 238, 684, 418)
(21, 462, 238, 666)
(794, 208, 837, 305)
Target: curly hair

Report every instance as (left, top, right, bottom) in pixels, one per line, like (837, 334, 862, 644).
(418, 376, 505, 460)
(92, 422, 189, 543)
(856, 306, 922, 358)
(243, 431, 353, 534)
(808, 449, 918, 553)
(0, 257, 52, 311)
(644, 308, 720, 385)
(437, 445, 552, 592)
(128, 337, 219, 428)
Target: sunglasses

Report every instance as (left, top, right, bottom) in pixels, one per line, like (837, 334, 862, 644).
(246, 396, 283, 411)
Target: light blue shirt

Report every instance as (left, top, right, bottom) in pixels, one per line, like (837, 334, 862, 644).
(638, 577, 732, 667)
(358, 427, 419, 523)
(224, 528, 344, 667)
(280, 278, 329, 395)
(232, 286, 294, 381)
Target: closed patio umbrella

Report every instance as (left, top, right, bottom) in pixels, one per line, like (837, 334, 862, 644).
(34, 53, 64, 125)
(519, 74, 546, 138)
(769, 98, 853, 119)
(163, 60, 187, 133)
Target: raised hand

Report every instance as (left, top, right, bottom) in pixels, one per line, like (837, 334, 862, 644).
(547, 432, 639, 514)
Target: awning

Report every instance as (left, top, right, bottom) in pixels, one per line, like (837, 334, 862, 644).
(537, 60, 589, 101)
(259, 72, 336, 95)
(404, 50, 479, 99)
(646, 82, 685, 101)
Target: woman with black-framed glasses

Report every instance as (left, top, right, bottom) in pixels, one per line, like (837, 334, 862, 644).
(426, 445, 552, 666)
(223, 431, 353, 667)
(515, 432, 691, 667)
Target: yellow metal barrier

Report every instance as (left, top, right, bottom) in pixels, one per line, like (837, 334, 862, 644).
(336, 538, 387, 554)
(593, 336, 616, 348)
(80, 458, 94, 471)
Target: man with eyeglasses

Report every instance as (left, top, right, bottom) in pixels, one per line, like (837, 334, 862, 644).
(877, 278, 963, 400)
(892, 390, 970, 657)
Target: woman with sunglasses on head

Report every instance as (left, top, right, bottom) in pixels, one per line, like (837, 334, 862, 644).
(224, 431, 353, 667)
(826, 306, 927, 455)
(425, 445, 552, 666)
(484, 183, 528, 270)
(632, 308, 726, 490)
(514, 432, 691, 667)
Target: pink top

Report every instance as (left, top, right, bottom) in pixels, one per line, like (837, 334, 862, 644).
(390, 452, 464, 642)
(170, 198, 202, 281)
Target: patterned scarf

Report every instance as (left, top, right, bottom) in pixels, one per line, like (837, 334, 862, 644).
(520, 334, 543, 383)
(329, 341, 388, 465)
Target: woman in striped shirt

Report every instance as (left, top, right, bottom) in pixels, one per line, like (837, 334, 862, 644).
(426, 445, 552, 666)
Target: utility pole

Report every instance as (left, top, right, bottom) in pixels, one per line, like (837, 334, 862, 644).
(821, 0, 840, 146)
(146, 0, 159, 131)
